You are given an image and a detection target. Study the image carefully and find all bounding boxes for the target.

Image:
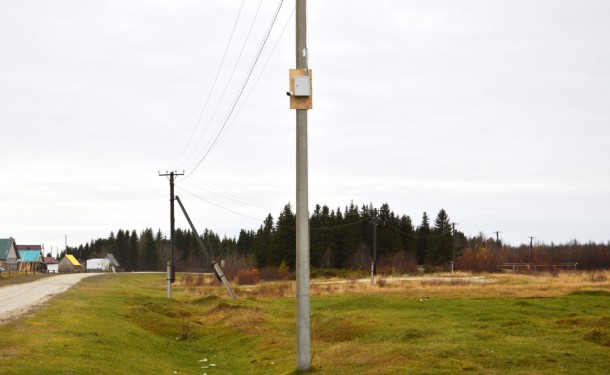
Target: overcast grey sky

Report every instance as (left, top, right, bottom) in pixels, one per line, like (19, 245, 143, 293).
(2, 0, 609, 255)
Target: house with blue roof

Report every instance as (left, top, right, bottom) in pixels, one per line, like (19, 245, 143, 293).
(18, 250, 43, 273)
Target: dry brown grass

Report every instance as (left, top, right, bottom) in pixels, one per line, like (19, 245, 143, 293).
(175, 270, 610, 299)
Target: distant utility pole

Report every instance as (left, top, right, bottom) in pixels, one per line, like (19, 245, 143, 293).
(528, 236, 535, 263)
(452, 223, 459, 273)
(493, 231, 502, 245)
(371, 207, 378, 285)
(159, 170, 184, 299)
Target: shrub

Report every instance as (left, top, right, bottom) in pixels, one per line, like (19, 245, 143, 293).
(236, 268, 260, 285)
(587, 271, 608, 283)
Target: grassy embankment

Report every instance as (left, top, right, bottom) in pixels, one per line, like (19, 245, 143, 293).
(0, 271, 51, 286)
(0, 271, 609, 374)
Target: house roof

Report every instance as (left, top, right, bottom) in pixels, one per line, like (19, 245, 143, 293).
(0, 238, 16, 260)
(16, 244, 42, 251)
(106, 253, 120, 267)
(18, 250, 42, 262)
(65, 254, 81, 266)
(43, 257, 56, 264)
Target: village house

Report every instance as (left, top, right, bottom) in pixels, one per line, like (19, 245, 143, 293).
(86, 254, 122, 273)
(106, 253, 122, 272)
(43, 256, 59, 273)
(58, 254, 82, 273)
(17, 249, 43, 273)
(0, 237, 19, 270)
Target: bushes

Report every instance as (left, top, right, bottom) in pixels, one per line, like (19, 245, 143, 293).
(236, 262, 291, 285)
(236, 268, 260, 285)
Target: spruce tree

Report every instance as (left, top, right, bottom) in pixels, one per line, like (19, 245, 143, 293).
(141, 228, 156, 271)
(431, 209, 453, 266)
(399, 215, 415, 254)
(252, 214, 274, 267)
(377, 203, 402, 258)
(310, 204, 328, 267)
(270, 204, 296, 269)
(129, 230, 139, 271)
(416, 212, 431, 265)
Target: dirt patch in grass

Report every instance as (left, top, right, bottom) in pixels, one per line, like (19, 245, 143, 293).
(584, 328, 610, 347)
(313, 316, 366, 342)
(399, 328, 438, 341)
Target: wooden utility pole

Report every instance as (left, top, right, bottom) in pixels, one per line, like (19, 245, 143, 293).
(294, 0, 311, 370)
(159, 170, 184, 298)
(529, 236, 534, 263)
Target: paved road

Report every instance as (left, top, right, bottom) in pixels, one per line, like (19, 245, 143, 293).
(0, 273, 99, 322)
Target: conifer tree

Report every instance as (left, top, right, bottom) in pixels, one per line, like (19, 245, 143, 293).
(430, 209, 453, 266)
(253, 214, 274, 267)
(399, 215, 415, 253)
(237, 229, 255, 257)
(377, 203, 402, 257)
(343, 201, 363, 259)
(310, 204, 328, 267)
(270, 204, 296, 269)
(140, 228, 156, 271)
(416, 212, 431, 265)
(129, 230, 139, 271)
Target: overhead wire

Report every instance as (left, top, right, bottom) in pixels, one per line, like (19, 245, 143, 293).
(186, 175, 274, 207)
(172, 0, 246, 170)
(214, 6, 295, 146)
(180, 0, 265, 173)
(183, 0, 285, 179)
(181, 176, 274, 210)
(177, 186, 263, 222)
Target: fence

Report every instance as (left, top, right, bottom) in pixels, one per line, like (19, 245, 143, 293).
(497, 263, 578, 272)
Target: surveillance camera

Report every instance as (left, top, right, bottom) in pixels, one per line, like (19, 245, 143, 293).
(286, 91, 293, 96)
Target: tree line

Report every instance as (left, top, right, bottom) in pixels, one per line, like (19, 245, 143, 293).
(63, 201, 610, 272)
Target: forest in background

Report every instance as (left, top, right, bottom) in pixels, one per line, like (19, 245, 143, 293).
(61, 201, 610, 274)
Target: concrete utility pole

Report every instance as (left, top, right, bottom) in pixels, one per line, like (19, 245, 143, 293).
(295, 0, 310, 370)
(159, 170, 184, 299)
(371, 207, 378, 285)
(174, 195, 236, 299)
(529, 236, 534, 263)
(452, 223, 459, 273)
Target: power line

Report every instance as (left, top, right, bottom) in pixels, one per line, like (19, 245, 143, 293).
(184, 0, 285, 178)
(180, 0, 265, 171)
(177, 186, 263, 222)
(183, 175, 274, 210)
(172, 0, 246, 169)
(213, 6, 295, 146)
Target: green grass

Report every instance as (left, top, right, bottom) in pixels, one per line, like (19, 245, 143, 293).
(0, 272, 51, 286)
(1, 274, 609, 374)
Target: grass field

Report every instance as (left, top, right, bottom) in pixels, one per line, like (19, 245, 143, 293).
(0, 271, 609, 374)
(0, 272, 51, 286)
